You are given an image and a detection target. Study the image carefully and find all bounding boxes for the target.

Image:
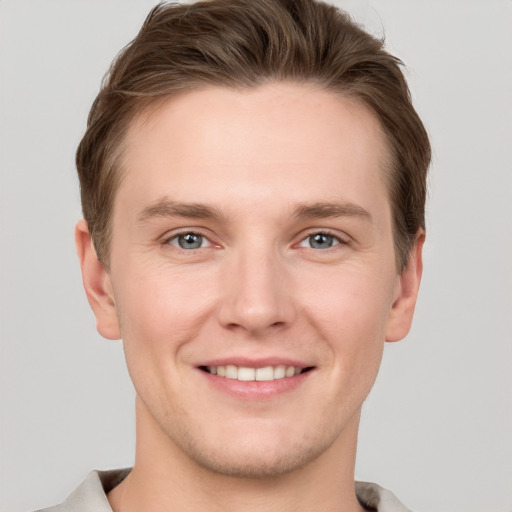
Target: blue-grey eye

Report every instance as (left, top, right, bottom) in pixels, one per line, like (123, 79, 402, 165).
(300, 233, 340, 249)
(171, 232, 207, 250)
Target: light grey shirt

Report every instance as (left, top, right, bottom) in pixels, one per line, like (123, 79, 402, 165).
(37, 469, 413, 512)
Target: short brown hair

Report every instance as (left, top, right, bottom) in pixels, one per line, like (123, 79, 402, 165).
(76, 0, 430, 271)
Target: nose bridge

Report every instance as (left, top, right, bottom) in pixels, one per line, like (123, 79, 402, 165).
(218, 237, 294, 334)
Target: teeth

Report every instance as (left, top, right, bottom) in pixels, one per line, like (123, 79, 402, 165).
(238, 367, 255, 381)
(205, 364, 305, 381)
(255, 366, 273, 381)
(285, 366, 296, 377)
(225, 365, 238, 379)
(274, 365, 286, 379)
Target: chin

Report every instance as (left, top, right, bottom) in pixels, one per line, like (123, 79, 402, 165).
(185, 443, 322, 479)
(170, 422, 339, 479)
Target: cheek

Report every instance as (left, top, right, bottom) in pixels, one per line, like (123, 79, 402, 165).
(112, 263, 218, 371)
(112, 269, 211, 411)
(304, 264, 394, 333)
(300, 266, 393, 378)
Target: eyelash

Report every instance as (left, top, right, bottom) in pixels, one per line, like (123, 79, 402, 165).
(163, 229, 348, 252)
(297, 230, 348, 250)
(164, 231, 213, 250)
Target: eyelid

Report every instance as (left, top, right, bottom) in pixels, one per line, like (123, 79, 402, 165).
(159, 227, 349, 250)
(295, 229, 350, 249)
(169, 234, 210, 249)
(162, 228, 217, 249)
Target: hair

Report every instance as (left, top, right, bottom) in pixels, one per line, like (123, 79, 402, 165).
(76, 0, 431, 271)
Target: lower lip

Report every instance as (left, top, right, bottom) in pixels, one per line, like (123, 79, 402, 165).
(198, 368, 313, 400)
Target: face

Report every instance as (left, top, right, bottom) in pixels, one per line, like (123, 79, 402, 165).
(78, 83, 422, 478)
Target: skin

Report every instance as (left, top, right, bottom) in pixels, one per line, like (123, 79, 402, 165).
(76, 83, 424, 512)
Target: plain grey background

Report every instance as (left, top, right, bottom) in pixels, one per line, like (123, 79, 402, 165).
(1, 1, 511, 511)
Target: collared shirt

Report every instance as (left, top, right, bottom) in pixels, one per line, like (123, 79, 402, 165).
(36, 469, 413, 512)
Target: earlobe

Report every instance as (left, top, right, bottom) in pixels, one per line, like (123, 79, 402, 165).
(75, 219, 121, 340)
(385, 231, 425, 343)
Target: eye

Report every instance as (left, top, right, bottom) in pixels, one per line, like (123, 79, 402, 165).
(168, 232, 211, 250)
(299, 232, 341, 250)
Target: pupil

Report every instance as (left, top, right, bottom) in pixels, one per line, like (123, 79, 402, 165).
(310, 233, 333, 249)
(179, 233, 202, 249)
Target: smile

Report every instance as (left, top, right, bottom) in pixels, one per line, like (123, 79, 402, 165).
(201, 365, 312, 382)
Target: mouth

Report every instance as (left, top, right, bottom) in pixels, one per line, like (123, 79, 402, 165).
(199, 364, 314, 382)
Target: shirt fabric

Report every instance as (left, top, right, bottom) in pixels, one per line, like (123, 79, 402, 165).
(36, 469, 413, 512)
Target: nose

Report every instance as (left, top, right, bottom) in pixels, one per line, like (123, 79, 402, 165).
(217, 245, 296, 336)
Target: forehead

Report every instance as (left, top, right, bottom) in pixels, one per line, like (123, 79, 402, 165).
(117, 83, 391, 215)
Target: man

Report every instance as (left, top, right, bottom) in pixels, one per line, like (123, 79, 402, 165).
(40, 0, 430, 510)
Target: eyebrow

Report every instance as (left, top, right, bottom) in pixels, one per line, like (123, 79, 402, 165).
(137, 199, 372, 224)
(137, 199, 222, 223)
(293, 202, 372, 222)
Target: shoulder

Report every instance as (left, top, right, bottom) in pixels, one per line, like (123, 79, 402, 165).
(35, 469, 131, 512)
(355, 481, 414, 512)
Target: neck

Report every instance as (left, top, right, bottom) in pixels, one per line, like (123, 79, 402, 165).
(108, 398, 366, 512)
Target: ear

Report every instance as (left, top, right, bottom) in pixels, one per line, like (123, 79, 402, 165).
(385, 231, 425, 342)
(75, 219, 121, 340)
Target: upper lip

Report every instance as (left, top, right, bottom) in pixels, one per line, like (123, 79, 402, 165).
(197, 357, 313, 369)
